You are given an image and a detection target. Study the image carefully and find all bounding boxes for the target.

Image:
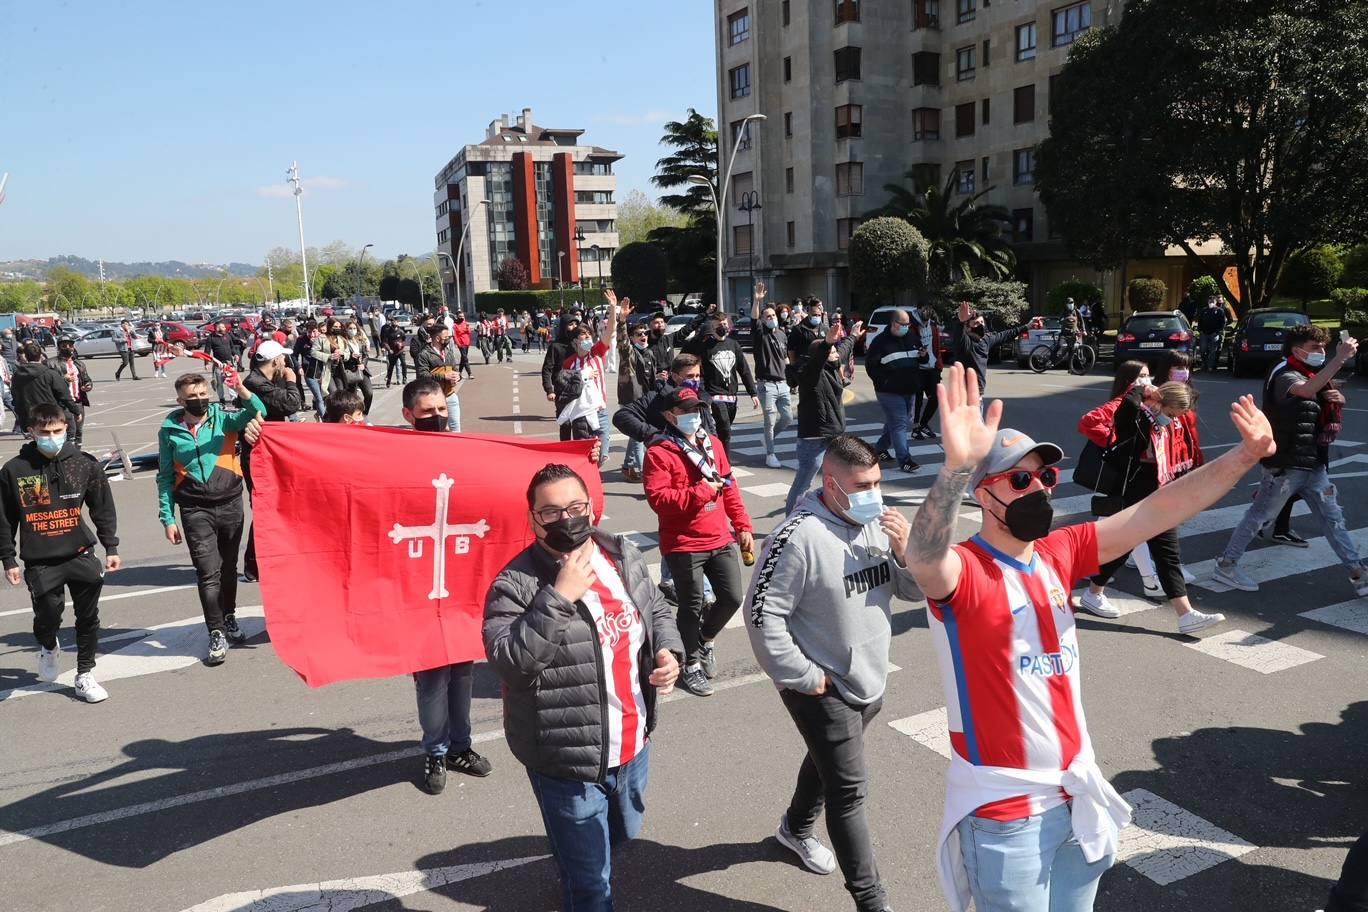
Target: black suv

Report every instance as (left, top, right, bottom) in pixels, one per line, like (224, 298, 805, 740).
(1113, 311, 1194, 366)
(1229, 309, 1311, 378)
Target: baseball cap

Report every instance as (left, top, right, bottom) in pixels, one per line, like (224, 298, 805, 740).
(254, 340, 288, 362)
(970, 428, 1064, 489)
(661, 387, 708, 411)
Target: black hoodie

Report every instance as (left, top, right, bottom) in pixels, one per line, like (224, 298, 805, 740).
(11, 362, 78, 430)
(0, 441, 118, 569)
(682, 321, 757, 400)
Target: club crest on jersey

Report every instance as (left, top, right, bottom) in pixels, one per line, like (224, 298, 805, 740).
(1048, 587, 1068, 613)
(1019, 644, 1078, 677)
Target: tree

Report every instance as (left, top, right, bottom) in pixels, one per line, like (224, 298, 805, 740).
(616, 190, 688, 248)
(46, 267, 90, 312)
(1046, 280, 1103, 314)
(1185, 275, 1222, 305)
(847, 218, 930, 305)
(0, 281, 44, 314)
(611, 243, 669, 304)
(1341, 244, 1368, 288)
(867, 173, 1016, 288)
(651, 109, 719, 302)
(1037, 0, 1368, 316)
(937, 277, 1030, 324)
(378, 274, 401, 301)
(1279, 245, 1345, 308)
(397, 278, 423, 308)
(1128, 278, 1167, 311)
(496, 256, 530, 291)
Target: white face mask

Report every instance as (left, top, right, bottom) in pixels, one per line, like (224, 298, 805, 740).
(674, 411, 703, 436)
(833, 478, 884, 525)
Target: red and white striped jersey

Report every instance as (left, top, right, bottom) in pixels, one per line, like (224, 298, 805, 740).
(927, 523, 1100, 821)
(582, 546, 648, 768)
(564, 340, 610, 404)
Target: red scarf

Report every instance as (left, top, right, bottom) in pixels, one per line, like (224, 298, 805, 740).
(1287, 355, 1343, 445)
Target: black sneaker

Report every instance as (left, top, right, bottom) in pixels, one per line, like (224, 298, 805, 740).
(917, 426, 938, 440)
(223, 615, 246, 644)
(240, 570, 258, 583)
(681, 664, 714, 696)
(875, 450, 893, 463)
(423, 754, 447, 794)
(898, 458, 920, 473)
(1271, 531, 1310, 548)
(699, 642, 717, 679)
(658, 580, 678, 606)
(206, 630, 228, 665)
(447, 748, 493, 778)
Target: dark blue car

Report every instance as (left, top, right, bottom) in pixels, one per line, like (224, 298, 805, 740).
(1113, 311, 1194, 366)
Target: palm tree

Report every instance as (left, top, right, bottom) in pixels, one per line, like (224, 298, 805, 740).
(867, 171, 1017, 287)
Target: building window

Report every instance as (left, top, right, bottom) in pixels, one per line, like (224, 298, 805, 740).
(913, 0, 941, 29)
(837, 217, 861, 250)
(787, 221, 796, 248)
(913, 107, 941, 141)
(1016, 22, 1038, 60)
(1052, 1, 1091, 47)
(982, 39, 990, 67)
(729, 64, 751, 99)
(436, 200, 449, 217)
(836, 0, 860, 24)
(834, 46, 862, 82)
(576, 219, 616, 234)
(731, 119, 753, 153)
(955, 102, 975, 138)
(782, 0, 791, 26)
(728, 8, 751, 45)
(956, 46, 976, 81)
(1013, 208, 1034, 242)
(573, 161, 613, 176)
(835, 104, 863, 139)
(836, 161, 864, 196)
(437, 228, 449, 245)
(785, 167, 795, 193)
(733, 224, 754, 256)
(982, 97, 990, 124)
(981, 155, 991, 184)
(1014, 84, 1036, 123)
(1013, 148, 1036, 185)
(785, 111, 793, 136)
(576, 190, 615, 204)
(957, 0, 976, 24)
(784, 56, 792, 82)
(912, 51, 940, 86)
(955, 160, 976, 194)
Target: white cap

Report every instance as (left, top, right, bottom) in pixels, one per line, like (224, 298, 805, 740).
(254, 340, 288, 362)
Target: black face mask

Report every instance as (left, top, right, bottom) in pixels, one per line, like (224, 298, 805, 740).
(970, 324, 987, 338)
(413, 415, 447, 432)
(182, 398, 210, 418)
(986, 489, 1054, 541)
(540, 514, 593, 553)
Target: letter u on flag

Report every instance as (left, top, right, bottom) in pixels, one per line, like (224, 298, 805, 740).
(251, 424, 603, 686)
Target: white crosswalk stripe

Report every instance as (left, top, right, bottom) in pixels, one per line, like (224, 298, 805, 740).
(1188, 527, 1368, 592)
(1181, 629, 1324, 674)
(1300, 600, 1368, 635)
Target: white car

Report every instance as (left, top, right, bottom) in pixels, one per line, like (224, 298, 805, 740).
(69, 327, 152, 359)
(863, 305, 901, 348)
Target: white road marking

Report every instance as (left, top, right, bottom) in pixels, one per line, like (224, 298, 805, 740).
(1178, 500, 1310, 537)
(888, 707, 952, 759)
(0, 583, 200, 619)
(1189, 527, 1368, 592)
(1182, 628, 1324, 674)
(741, 482, 793, 499)
(1300, 600, 1368, 635)
(1117, 788, 1256, 885)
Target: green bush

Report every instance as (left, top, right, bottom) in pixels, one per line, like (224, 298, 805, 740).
(1046, 280, 1102, 314)
(1339, 244, 1368, 288)
(1280, 245, 1344, 304)
(1330, 287, 1368, 320)
(1185, 274, 1221, 304)
(937, 277, 1030, 324)
(848, 217, 929, 304)
(473, 288, 604, 314)
(1127, 278, 1167, 311)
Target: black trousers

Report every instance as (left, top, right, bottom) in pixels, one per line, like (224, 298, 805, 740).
(709, 401, 738, 450)
(663, 544, 743, 665)
(181, 495, 244, 632)
(28, 551, 104, 674)
(913, 368, 940, 428)
(781, 688, 887, 912)
(115, 350, 138, 379)
(385, 352, 408, 386)
(1328, 829, 1368, 912)
(69, 402, 84, 447)
(457, 345, 473, 378)
(1091, 473, 1186, 598)
(354, 375, 374, 414)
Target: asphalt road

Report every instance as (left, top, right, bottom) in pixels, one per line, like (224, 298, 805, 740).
(2, 343, 1366, 912)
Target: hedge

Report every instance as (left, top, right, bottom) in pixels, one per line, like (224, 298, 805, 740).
(472, 289, 605, 314)
(1127, 278, 1167, 311)
(1046, 280, 1102, 314)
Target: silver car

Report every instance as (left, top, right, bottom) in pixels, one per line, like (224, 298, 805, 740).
(1016, 316, 1061, 367)
(70, 327, 153, 359)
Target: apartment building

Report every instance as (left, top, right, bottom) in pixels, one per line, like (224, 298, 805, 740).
(713, 0, 1198, 313)
(433, 108, 621, 311)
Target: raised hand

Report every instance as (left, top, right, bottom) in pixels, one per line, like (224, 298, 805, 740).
(937, 363, 1003, 473)
(1335, 337, 1359, 363)
(603, 289, 618, 309)
(754, 280, 767, 301)
(825, 321, 844, 345)
(1231, 394, 1275, 460)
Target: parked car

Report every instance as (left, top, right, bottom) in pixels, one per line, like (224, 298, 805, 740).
(1112, 311, 1194, 366)
(863, 306, 899, 350)
(1015, 317, 1062, 368)
(1228, 308, 1311, 378)
(69, 327, 153, 359)
(730, 314, 754, 347)
(139, 320, 199, 346)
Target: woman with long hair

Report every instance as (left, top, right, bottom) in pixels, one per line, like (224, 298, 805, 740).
(330, 319, 374, 415)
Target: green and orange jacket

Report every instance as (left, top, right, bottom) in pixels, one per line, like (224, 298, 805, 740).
(156, 394, 264, 526)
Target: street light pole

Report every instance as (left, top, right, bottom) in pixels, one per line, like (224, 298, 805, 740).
(287, 162, 312, 304)
(590, 244, 602, 288)
(557, 252, 566, 309)
(266, 261, 274, 303)
(573, 228, 587, 309)
(738, 190, 762, 295)
(434, 251, 454, 311)
(356, 243, 374, 307)
(691, 113, 766, 314)
(453, 199, 488, 318)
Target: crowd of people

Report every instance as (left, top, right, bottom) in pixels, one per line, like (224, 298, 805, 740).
(1, 287, 1365, 912)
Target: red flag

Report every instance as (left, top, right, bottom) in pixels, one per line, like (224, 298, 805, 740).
(251, 423, 603, 687)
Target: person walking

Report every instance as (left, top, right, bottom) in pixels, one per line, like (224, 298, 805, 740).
(910, 303, 942, 439)
(46, 338, 92, 449)
(492, 309, 514, 362)
(616, 317, 659, 481)
(380, 314, 409, 388)
(113, 320, 140, 381)
(784, 320, 863, 516)
(552, 296, 619, 462)
(294, 320, 331, 420)
(11, 343, 79, 437)
(751, 282, 794, 468)
(413, 323, 464, 432)
(240, 341, 302, 583)
(0, 402, 120, 703)
(786, 298, 827, 381)
(484, 463, 682, 910)
(1196, 296, 1229, 372)
(201, 321, 237, 408)
(681, 314, 759, 452)
(451, 312, 474, 379)
(949, 301, 1032, 394)
(864, 309, 923, 474)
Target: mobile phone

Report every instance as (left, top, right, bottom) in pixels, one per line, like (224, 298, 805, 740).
(1341, 329, 1351, 344)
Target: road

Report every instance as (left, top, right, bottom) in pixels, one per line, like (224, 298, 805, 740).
(1, 342, 1366, 911)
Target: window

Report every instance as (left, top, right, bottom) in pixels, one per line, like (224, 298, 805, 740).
(576, 190, 615, 204)
(782, 0, 790, 26)
(912, 51, 941, 86)
(981, 97, 990, 124)
(728, 8, 750, 45)
(1013, 147, 1036, 185)
(1013, 208, 1034, 242)
(784, 56, 792, 82)
(785, 111, 793, 136)
(836, 161, 864, 196)
(981, 155, 991, 184)
(436, 200, 449, 217)
(733, 224, 754, 256)
(1052, 1, 1091, 47)
(1016, 22, 1038, 60)
(835, 0, 860, 24)
(982, 39, 990, 68)
(1014, 84, 1036, 123)
(731, 119, 753, 153)
(955, 160, 976, 194)
(955, 102, 975, 137)
(834, 46, 862, 82)
(576, 219, 616, 234)
(837, 217, 861, 250)
(913, 0, 941, 29)
(787, 221, 796, 248)
(573, 161, 613, 175)
(913, 107, 941, 141)
(729, 63, 751, 99)
(785, 167, 795, 193)
(957, 0, 975, 24)
(437, 228, 449, 245)
(956, 46, 976, 81)
(835, 104, 863, 139)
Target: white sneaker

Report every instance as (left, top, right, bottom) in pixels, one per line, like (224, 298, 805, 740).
(1178, 609, 1225, 635)
(37, 644, 60, 683)
(1124, 556, 1137, 569)
(1352, 573, 1368, 599)
(765, 453, 782, 469)
(1214, 561, 1258, 592)
(1141, 576, 1163, 599)
(775, 815, 836, 875)
(1181, 565, 1197, 585)
(73, 672, 109, 703)
(1078, 589, 1121, 619)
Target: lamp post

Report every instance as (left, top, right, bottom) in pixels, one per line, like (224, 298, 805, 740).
(688, 113, 765, 314)
(453, 199, 488, 318)
(286, 162, 312, 304)
(399, 256, 427, 313)
(590, 244, 602, 288)
(355, 243, 374, 308)
(434, 251, 454, 312)
(738, 190, 762, 294)
(557, 252, 566, 309)
(573, 227, 587, 308)
(265, 261, 274, 303)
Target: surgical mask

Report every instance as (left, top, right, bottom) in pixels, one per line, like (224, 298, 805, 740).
(1170, 369, 1190, 383)
(764, 317, 778, 330)
(808, 315, 822, 327)
(36, 435, 65, 456)
(540, 514, 593, 553)
(834, 479, 883, 525)
(576, 338, 593, 354)
(674, 412, 703, 437)
(347, 328, 358, 337)
(681, 378, 702, 392)
(1301, 350, 1327, 368)
(1148, 407, 1173, 428)
(633, 340, 649, 351)
(182, 399, 210, 418)
(891, 323, 909, 337)
(413, 415, 447, 432)
(986, 489, 1054, 541)
(1134, 376, 1151, 387)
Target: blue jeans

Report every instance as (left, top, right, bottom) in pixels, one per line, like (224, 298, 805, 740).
(1222, 464, 1363, 570)
(414, 662, 473, 756)
(596, 408, 610, 464)
(528, 742, 651, 912)
(446, 393, 461, 433)
(785, 438, 829, 515)
(305, 377, 325, 419)
(758, 381, 793, 455)
(1200, 333, 1222, 372)
(622, 438, 645, 473)
(957, 801, 1113, 912)
(873, 391, 914, 463)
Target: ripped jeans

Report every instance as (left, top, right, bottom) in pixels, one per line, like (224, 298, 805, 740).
(1222, 465, 1363, 570)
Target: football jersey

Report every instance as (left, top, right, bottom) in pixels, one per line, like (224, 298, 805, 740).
(927, 523, 1100, 820)
(581, 547, 648, 768)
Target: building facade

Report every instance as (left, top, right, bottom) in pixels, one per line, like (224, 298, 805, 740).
(433, 108, 621, 313)
(713, 0, 1204, 315)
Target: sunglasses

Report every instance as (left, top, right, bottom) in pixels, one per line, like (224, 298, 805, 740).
(978, 466, 1059, 492)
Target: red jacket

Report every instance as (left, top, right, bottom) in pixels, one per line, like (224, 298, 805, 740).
(452, 323, 471, 347)
(1078, 396, 1123, 447)
(643, 433, 752, 555)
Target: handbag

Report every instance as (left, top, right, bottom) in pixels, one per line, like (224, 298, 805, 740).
(1074, 441, 1106, 491)
(1089, 441, 1133, 517)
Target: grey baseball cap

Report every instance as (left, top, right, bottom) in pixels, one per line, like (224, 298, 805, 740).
(970, 428, 1064, 489)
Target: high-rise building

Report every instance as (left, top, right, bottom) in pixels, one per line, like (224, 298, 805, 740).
(433, 108, 621, 312)
(713, 1, 1202, 313)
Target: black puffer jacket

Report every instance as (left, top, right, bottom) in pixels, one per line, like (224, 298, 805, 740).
(796, 335, 856, 439)
(1263, 363, 1325, 472)
(483, 531, 684, 782)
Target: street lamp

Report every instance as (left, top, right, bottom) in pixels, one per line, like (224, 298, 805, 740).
(590, 244, 602, 288)
(434, 251, 454, 311)
(738, 190, 762, 293)
(689, 113, 765, 313)
(287, 162, 312, 304)
(355, 243, 374, 307)
(573, 227, 587, 308)
(399, 256, 427, 313)
(557, 251, 567, 309)
(453, 199, 488, 318)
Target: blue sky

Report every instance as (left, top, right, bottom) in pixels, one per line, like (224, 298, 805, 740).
(0, 1, 716, 264)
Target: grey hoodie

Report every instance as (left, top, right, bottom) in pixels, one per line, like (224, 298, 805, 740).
(744, 489, 921, 706)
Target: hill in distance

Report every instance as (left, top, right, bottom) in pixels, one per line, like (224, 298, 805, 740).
(0, 255, 259, 281)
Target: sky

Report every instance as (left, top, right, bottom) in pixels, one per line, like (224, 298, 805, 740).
(0, 1, 717, 265)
